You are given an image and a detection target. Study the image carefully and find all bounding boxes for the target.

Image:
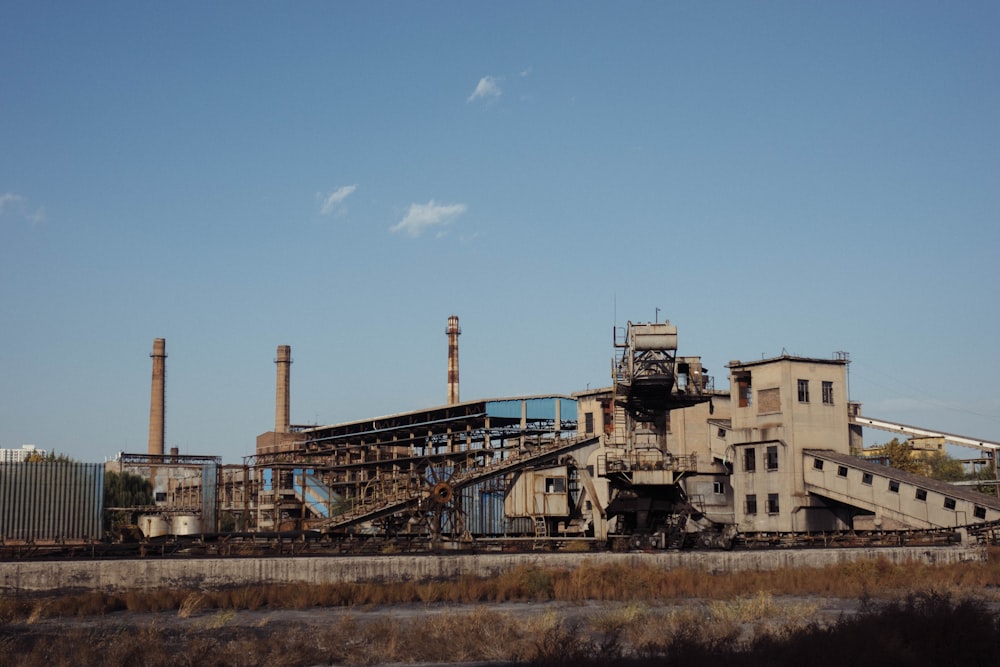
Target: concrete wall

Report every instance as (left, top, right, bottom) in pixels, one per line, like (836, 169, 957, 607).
(1, 547, 984, 594)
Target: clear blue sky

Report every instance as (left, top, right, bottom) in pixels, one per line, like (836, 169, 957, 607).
(2, 2, 997, 464)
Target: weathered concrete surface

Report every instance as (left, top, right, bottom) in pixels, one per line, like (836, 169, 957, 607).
(0, 547, 984, 594)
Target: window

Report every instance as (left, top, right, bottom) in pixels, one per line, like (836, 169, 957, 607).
(915, 488, 927, 501)
(584, 412, 594, 434)
(975, 506, 987, 520)
(155, 492, 167, 502)
(889, 480, 900, 493)
(837, 465, 848, 477)
(767, 493, 780, 514)
(746, 494, 758, 515)
(766, 445, 779, 470)
(545, 477, 566, 494)
(813, 458, 824, 471)
(944, 497, 957, 510)
(822, 381, 834, 405)
(862, 472, 873, 485)
(736, 372, 752, 408)
(717, 427, 726, 438)
(713, 481, 725, 495)
(797, 379, 810, 402)
(744, 447, 756, 472)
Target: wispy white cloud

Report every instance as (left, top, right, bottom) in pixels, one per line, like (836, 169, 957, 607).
(390, 200, 467, 237)
(467, 75, 502, 103)
(319, 184, 357, 215)
(0, 193, 45, 224)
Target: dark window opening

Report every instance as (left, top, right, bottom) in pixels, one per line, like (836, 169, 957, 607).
(862, 473, 873, 485)
(766, 445, 779, 470)
(822, 381, 834, 405)
(813, 458, 824, 471)
(797, 379, 810, 403)
(975, 506, 987, 520)
(746, 494, 758, 515)
(915, 488, 927, 501)
(889, 480, 900, 493)
(713, 481, 725, 495)
(767, 493, 780, 514)
(545, 477, 566, 494)
(744, 447, 756, 472)
(584, 412, 594, 434)
(837, 465, 848, 477)
(736, 372, 752, 408)
(944, 497, 957, 510)
(155, 492, 167, 503)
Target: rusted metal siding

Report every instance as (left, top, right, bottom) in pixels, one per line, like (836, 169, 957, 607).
(0, 462, 104, 542)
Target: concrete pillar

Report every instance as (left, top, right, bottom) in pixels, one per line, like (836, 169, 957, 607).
(275, 345, 292, 433)
(147, 338, 166, 457)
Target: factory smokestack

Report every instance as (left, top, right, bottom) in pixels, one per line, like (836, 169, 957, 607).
(275, 345, 292, 433)
(147, 338, 166, 457)
(447, 315, 461, 404)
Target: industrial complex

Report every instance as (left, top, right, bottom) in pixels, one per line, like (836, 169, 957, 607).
(4, 315, 1000, 553)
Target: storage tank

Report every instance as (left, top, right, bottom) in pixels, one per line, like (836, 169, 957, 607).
(138, 514, 169, 538)
(170, 514, 202, 536)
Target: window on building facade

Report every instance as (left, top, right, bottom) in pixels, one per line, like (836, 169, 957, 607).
(797, 379, 810, 402)
(837, 465, 848, 477)
(736, 372, 752, 408)
(767, 493, 780, 514)
(889, 480, 900, 493)
(744, 447, 756, 472)
(766, 445, 779, 470)
(975, 506, 987, 520)
(944, 497, 957, 510)
(915, 488, 927, 501)
(822, 381, 834, 405)
(545, 477, 566, 494)
(713, 481, 725, 495)
(746, 494, 757, 515)
(862, 472, 873, 485)
(813, 458, 824, 471)
(584, 412, 594, 434)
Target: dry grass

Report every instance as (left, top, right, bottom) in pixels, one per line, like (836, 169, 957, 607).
(2, 548, 1000, 665)
(4, 549, 1000, 623)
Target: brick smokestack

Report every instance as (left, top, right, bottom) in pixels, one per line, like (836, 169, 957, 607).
(275, 345, 292, 433)
(447, 315, 461, 404)
(147, 338, 167, 456)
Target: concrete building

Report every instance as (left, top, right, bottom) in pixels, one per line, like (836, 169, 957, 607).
(0, 444, 45, 463)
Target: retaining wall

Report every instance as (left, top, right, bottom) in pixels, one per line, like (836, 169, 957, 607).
(0, 546, 985, 594)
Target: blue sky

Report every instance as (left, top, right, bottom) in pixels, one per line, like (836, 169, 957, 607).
(1, 2, 998, 463)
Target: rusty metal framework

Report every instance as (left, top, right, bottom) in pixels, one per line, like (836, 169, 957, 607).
(241, 396, 589, 542)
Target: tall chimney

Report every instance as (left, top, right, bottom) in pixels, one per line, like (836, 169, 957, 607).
(147, 338, 167, 456)
(275, 345, 292, 433)
(446, 315, 461, 404)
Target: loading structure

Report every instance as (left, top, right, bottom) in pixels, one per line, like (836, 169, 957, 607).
(249, 396, 600, 545)
(595, 321, 732, 548)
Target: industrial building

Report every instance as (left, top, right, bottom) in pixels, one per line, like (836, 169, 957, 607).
(16, 315, 994, 550)
(127, 316, 999, 549)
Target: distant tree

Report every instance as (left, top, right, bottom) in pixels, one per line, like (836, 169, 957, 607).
(24, 450, 74, 463)
(880, 438, 923, 474)
(104, 471, 154, 533)
(924, 452, 967, 482)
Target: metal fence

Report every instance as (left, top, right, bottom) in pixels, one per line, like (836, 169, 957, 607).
(0, 462, 104, 542)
